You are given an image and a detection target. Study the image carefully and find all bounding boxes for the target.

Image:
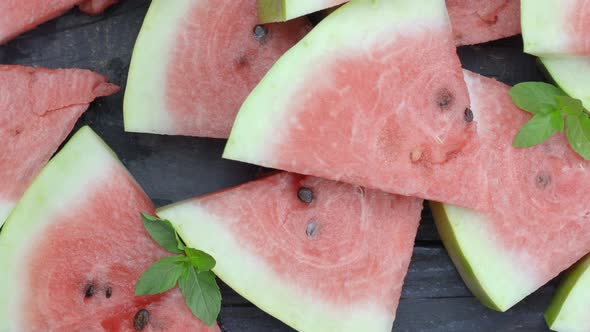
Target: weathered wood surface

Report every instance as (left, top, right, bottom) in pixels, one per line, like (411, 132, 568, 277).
(0, 1, 557, 331)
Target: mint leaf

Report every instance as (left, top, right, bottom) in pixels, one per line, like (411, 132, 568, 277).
(178, 267, 221, 326)
(556, 96, 585, 116)
(566, 114, 590, 160)
(175, 232, 186, 252)
(510, 82, 564, 114)
(185, 248, 216, 271)
(135, 256, 187, 295)
(141, 213, 183, 254)
(513, 112, 563, 147)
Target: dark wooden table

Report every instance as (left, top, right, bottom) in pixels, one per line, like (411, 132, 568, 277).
(0, 1, 555, 331)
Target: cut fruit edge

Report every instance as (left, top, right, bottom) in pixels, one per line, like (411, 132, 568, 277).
(0, 126, 125, 329)
(158, 201, 395, 332)
(545, 255, 590, 332)
(123, 0, 190, 135)
(430, 202, 542, 312)
(258, 0, 347, 23)
(521, 0, 568, 56)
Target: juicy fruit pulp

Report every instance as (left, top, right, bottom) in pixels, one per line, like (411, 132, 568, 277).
(124, 0, 310, 138)
(0, 65, 119, 226)
(0, 127, 219, 332)
(432, 71, 590, 312)
(0, 0, 119, 44)
(225, 0, 483, 209)
(158, 172, 423, 332)
(522, 0, 590, 56)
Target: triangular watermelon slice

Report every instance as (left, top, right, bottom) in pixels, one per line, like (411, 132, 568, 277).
(158, 172, 423, 331)
(0, 0, 119, 44)
(0, 127, 219, 331)
(0, 65, 119, 225)
(431, 70, 590, 312)
(522, 0, 590, 56)
(259, 0, 521, 46)
(224, 0, 485, 209)
(123, 0, 311, 138)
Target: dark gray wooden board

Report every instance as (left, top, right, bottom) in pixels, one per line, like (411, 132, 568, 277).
(0, 1, 556, 331)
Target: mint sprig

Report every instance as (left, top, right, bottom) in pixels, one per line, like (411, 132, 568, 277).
(136, 213, 221, 326)
(509, 82, 590, 160)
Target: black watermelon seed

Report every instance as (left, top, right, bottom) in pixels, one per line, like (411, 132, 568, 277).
(133, 309, 149, 331)
(436, 88, 454, 110)
(464, 108, 474, 123)
(253, 25, 268, 42)
(297, 187, 314, 204)
(536, 174, 551, 189)
(306, 221, 319, 238)
(105, 287, 112, 299)
(84, 283, 94, 298)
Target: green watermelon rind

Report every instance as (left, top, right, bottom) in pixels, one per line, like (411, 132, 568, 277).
(545, 255, 590, 332)
(123, 0, 191, 135)
(0, 127, 122, 331)
(258, 0, 343, 23)
(521, 0, 567, 56)
(540, 56, 590, 111)
(0, 200, 15, 227)
(430, 202, 538, 312)
(224, 0, 451, 164)
(158, 201, 394, 332)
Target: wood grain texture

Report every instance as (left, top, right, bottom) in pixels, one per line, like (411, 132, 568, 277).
(0, 1, 557, 330)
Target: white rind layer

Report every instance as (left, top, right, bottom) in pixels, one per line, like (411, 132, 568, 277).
(158, 202, 394, 332)
(434, 204, 542, 311)
(258, 0, 346, 23)
(521, 0, 572, 56)
(224, 0, 450, 165)
(547, 256, 590, 332)
(123, 0, 192, 135)
(541, 56, 590, 110)
(0, 200, 15, 227)
(0, 127, 119, 332)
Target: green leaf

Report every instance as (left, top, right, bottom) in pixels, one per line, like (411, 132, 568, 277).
(141, 213, 183, 254)
(185, 248, 216, 271)
(513, 112, 563, 148)
(135, 256, 187, 295)
(566, 114, 590, 160)
(175, 232, 186, 252)
(509, 82, 564, 114)
(178, 267, 221, 326)
(556, 95, 586, 116)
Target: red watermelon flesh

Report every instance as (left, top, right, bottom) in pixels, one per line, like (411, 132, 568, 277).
(159, 172, 423, 331)
(0, 127, 218, 331)
(0, 0, 118, 44)
(124, 0, 311, 138)
(0, 65, 119, 225)
(78, 0, 120, 15)
(448, 0, 521, 46)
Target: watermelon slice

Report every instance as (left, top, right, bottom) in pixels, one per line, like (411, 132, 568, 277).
(0, 126, 219, 331)
(158, 172, 422, 331)
(259, 0, 521, 46)
(224, 0, 485, 209)
(545, 255, 590, 332)
(541, 56, 590, 110)
(431, 70, 590, 312)
(0, 0, 119, 44)
(522, 0, 590, 56)
(123, 0, 310, 138)
(0, 65, 119, 226)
